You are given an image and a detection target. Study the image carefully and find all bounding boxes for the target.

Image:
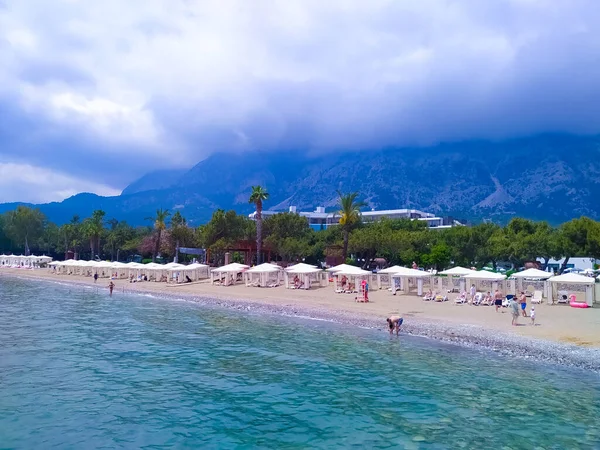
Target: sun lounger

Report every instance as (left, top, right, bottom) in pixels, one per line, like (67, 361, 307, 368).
(557, 291, 569, 304)
(473, 292, 484, 305)
(531, 290, 543, 304)
(335, 289, 344, 294)
(434, 294, 447, 302)
(480, 296, 493, 306)
(454, 294, 467, 304)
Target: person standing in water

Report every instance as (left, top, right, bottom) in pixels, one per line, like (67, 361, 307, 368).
(386, 316, 403, 335)
(108, 281, 115, 297)
(93, 273, 98, 283)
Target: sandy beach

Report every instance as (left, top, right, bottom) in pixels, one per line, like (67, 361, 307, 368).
(3, 268, 600, 371)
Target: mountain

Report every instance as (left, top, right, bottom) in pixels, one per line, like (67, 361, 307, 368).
(2, 134, 600, 226)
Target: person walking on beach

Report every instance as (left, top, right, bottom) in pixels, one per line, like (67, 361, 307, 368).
(519, 291, 527, 317)
(530, 307, 536, 326)
(469, 284, 476, 304)
(94, 272, 98, 283)
(511, 297, 520, 326)
(494, 289, 503, 312)
(386, 316, 403, 335)
(108, 281, 115, 297)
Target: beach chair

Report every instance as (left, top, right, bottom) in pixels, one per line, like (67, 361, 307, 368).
(454, 293, 467, 305)
(480, 295, 493, 306)
(557, 291, 569, 304)
(473, 292, 484, 305)
(531, 291, 543, 304)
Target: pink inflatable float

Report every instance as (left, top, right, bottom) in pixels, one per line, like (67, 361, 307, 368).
(570, 295, 589, 308)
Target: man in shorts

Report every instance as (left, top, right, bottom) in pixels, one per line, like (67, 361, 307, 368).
(386, 316, 404, 335)
(494, 289, 503, 312)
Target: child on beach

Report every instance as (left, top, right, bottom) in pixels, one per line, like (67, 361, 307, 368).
(530, 307, 535, 326)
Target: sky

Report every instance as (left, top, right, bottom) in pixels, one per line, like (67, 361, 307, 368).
(1, 0, 599, 203)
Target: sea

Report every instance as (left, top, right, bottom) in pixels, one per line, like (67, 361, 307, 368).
(0, 277, 599, 449)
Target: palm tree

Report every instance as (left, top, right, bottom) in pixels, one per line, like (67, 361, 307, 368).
(148, 208, 171, 262)
(248, 186, 269, 265)
(337, 191, 367, 260)
(82, 210, 106, 260)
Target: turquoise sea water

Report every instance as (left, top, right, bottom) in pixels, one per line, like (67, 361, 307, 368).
(0, 278, 599, 449)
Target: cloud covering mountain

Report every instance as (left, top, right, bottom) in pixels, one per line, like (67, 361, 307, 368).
(1, 0, 600, 203)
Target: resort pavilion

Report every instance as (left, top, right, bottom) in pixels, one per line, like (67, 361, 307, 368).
(210, 263, 249, 286)
(548, 272, 596, 306)
(510, 268, 552, 299)
(331, 266, 372, 293)
(389, 267, 432, 296)
(463, 271, 507, 296)
(376, 265, 411, 290)
(284, 263, 326, 290)
(436, 266, 475, 293)
(1, 254, 53, 268)
(167, 263, 210, 283)
(244, 263, 283, 288)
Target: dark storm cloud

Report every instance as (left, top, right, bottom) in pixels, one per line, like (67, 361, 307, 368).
(1, 0, 600, 202)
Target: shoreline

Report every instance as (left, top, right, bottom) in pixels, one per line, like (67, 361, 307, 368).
(3, 271, 600, 373)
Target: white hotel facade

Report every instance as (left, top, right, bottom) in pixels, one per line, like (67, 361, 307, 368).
(249, 206, 464, 231)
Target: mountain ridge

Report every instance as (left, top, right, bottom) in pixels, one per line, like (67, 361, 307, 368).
(2, 134, 599, 226)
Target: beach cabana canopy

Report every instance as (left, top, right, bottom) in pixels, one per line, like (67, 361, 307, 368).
(335, 267, 371, 276)
(246, 263, 282, 273)
(511, 268, 552, 279)
(393, 267, 430, 277)
(377, 265, 407, 274)
(465, 271, 506, 280)
(438, 266, 475, 276)
(212, 263, 249, 272)
(285, 263, 318, 272)
(549, 273, 595, 284)
(286, 263, 321, 274)
(326, 264, 361, 273)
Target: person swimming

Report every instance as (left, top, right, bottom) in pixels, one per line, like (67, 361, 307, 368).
(386, 315, 404, 335)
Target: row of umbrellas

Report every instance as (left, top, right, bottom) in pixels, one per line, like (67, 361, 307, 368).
(438, 266, 597, 284)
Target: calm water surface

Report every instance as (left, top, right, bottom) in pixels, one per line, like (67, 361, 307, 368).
(0, 278, 599, 449)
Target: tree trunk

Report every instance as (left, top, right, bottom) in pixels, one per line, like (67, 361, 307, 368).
(24, 235, 30, 256)
(153, 229, 162, 262)
(90, 238, 94, 260)
(560, 256, 570, 274)
(256, 208, 262, 266)
(342, 229, 349, 261)
(541, 257, 549, 270)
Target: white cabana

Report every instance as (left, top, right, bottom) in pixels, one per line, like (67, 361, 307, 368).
(436, 266, 475, 293)
(168, 263, 210, 283)
(244, 263, 283, 287)
(284, 263, 325, 289)
(511, 268, 553, 298)
(548, 273, 596, 306)
(211, 263, 249, 286)
(376, 266, 409, 290)
(332, 266, 371, 297)
(390, 267, 431, 296)
(464, 271, 506, 296)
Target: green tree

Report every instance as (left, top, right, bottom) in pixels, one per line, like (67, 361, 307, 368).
(3, 206, 46, 255)
(82, 210, 106, 259)
(248, 186, 269, 265)
(556, 217, 599, 272)
(148, 208, 171, 262)
(105, 220, 136, 261)
(336, 191, 367, 260)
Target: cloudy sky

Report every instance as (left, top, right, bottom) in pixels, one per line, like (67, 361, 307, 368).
(1, 0, 599, 203)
